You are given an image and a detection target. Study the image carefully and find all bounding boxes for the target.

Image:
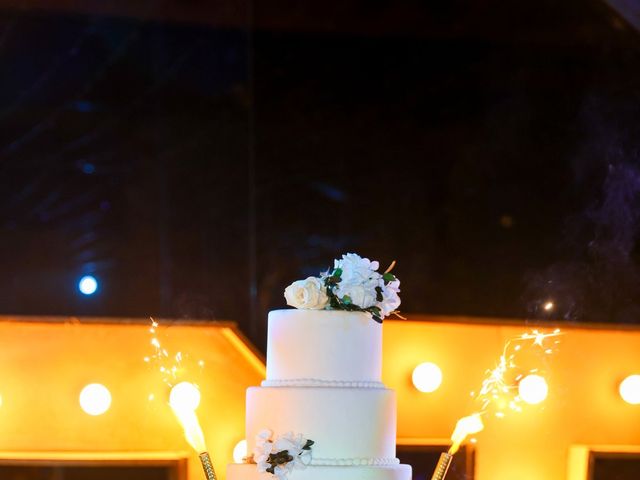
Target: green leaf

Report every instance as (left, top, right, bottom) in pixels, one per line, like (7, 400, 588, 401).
(375, 286, 383, 302)
(342, 295, 352, 305)
(325, 276, 337, 287)
(271, 450, 292, 464)
(383, 272, 396, 284)
(333, 268, 342, 278)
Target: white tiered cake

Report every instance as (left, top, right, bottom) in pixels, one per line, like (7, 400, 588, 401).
(227, 308, 412, 480)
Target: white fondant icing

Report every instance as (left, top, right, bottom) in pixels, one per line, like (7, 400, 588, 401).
(266, 309, 382, 383)
(226, 309, 411, 480)
(246, 386, 397, 460)
(261, 379, 385, 388)
(227, 463, 412, 480)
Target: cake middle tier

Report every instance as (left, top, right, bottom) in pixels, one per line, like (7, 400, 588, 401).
(246, 386, 397, 461)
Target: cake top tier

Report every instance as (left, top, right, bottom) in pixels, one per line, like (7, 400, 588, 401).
(265, 309, 383, 385)
(266, 253, 402, 386)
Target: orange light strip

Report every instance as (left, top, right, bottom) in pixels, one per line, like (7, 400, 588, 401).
(396, 437, 452, 447)
(0, 451, 190, 463)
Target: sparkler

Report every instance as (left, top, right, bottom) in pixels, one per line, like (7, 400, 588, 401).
(146, 319, 217, 480)
(430, 328, 562, 480)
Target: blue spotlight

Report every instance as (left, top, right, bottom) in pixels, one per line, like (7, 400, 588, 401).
(81, 163, 96, 174)
(78, 275, 98, 295)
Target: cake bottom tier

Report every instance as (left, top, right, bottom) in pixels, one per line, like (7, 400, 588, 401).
(227, 463, 412, 480)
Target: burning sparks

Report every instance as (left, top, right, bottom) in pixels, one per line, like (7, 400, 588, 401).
(475, 328, 561, 416)
(146, 318, 206, 388)
(446, 328, 562, 455)
(543, 301, 554, 312)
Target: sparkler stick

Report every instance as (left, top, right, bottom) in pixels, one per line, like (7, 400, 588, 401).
(199, 452, 218, 480)
(429, 328, 562, 480)
(430, 452, 453, 480)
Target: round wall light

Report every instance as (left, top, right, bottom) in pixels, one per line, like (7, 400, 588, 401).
(233, 439, 247, 463)
(412, 362, 443, 393)
(619, 375, 640, 405)
(79, 383, 111, 415)
(518, 374, 548, 404)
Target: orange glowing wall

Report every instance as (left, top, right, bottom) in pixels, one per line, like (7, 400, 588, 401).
(0, 317, 265, 480)
(3, 315, 638, 480)
(383, 316, 640, 480)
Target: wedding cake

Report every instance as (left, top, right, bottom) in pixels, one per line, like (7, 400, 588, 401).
(227, 254, 412, 480)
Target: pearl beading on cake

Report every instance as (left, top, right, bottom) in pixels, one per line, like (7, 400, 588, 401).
(261, 379, 385, 388)
(309, 458, 400, 466)
(245, 457, 400, 467)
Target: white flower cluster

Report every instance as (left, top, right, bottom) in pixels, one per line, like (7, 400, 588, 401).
(284, 253, 401, 322)
(253, 429, 313, 479)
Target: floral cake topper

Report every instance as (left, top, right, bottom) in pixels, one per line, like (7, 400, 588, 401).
(253, 429, 314, 479)
(284, 253, 401, 323)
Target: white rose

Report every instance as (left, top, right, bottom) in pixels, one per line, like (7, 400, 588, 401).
(384, 278, 400, 294)
(334, 253, 380, 285)
(253, 429, 274, 469)
(253, 431, 313, 478)
(378, 280, 401, 316)
(284, 277, 328, 310)
(273, 466, 290, 479)
(336, 283, 377, 309)
(274, 434, 301, 457)
(331, 254, 385, 309)
(274, 433, 312, 470)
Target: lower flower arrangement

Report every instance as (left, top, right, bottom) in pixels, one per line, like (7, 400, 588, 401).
(232, 428, 411, 480)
